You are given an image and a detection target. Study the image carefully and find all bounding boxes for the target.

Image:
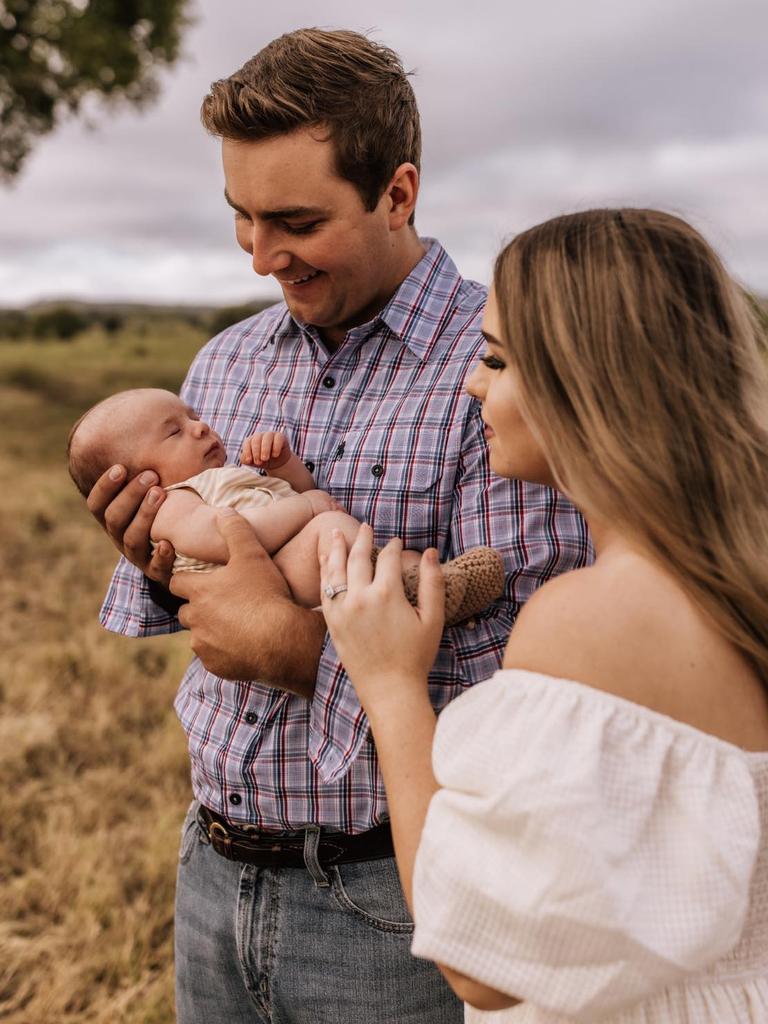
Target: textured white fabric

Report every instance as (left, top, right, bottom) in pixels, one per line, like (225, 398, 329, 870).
(411, 669, 768, 1022)
(165, 465, 296, 572)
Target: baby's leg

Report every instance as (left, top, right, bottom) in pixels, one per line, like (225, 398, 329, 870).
(273, 512, 420, 607)
(273, 511, 361, 606)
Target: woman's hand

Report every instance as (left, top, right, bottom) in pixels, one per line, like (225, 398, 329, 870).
(319, 524, 445, 712)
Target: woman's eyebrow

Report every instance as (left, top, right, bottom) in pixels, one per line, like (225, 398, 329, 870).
(481, 330, 503, 347)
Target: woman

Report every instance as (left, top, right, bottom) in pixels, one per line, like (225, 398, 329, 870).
(319, 209, 768, 1021)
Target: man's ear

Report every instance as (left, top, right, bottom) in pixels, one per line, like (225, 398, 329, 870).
(385, 163, 419, 230)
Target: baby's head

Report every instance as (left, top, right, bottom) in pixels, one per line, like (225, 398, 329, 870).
(67, 388, 226, 497)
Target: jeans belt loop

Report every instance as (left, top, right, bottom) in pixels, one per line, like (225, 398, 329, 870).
(303, 824, 331, 888)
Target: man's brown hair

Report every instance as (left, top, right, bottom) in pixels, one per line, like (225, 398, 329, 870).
(200, 28, 421, 218)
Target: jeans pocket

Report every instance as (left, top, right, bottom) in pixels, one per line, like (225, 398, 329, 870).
(178, 799, 201, 865)
(329, 858, 414, 934)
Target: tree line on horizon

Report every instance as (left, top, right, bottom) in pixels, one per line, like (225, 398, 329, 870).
(1, 294, 765, 346)
(0, 300, 275, 342)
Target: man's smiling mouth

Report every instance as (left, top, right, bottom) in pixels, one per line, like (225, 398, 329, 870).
(280, 270, 321, 286)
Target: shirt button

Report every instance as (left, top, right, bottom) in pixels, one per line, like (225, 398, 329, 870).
(322, 376, 336, 389)
(305, 460, 315, 473)
(371, 463, 384, 478)
(229, 793, 242, 806)
(245, 712, 258, 725)
(334, 441, 345, 460)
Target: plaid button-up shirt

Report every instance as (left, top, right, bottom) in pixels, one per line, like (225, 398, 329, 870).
(100, 240, 591, 831)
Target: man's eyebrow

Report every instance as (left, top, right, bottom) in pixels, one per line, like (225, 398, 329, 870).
(223, 190, 326, 221)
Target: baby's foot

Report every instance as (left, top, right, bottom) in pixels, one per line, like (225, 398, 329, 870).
(402, 547, 505, 626)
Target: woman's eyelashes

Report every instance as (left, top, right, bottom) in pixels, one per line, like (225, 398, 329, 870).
(481, 353, 506, 371)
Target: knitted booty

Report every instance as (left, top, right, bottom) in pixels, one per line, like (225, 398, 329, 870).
(402, 546, 505, 626)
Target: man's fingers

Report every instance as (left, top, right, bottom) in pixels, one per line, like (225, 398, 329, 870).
(215, 508, 269, 563)
(94, 469, 159, 539)
(176, 599, 192, 629)
(145, 539, 175, 587)
(169, 569, 199, 602)
(121, 485, 165, 565)
(418, 548, 445, 630)
(86, 464, 128, 525)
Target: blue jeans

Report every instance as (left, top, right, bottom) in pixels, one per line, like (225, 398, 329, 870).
(175, 801, 464, 1023)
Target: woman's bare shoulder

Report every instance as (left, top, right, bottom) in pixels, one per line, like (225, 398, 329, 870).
(503, 555, 768, 747)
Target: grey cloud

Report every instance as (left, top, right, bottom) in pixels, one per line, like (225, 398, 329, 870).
(0, 0, 766, 304)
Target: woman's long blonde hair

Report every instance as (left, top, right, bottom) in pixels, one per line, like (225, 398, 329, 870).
(494, 208, 768, 685)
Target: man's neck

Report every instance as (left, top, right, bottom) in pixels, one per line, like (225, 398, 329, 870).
(319, 232, 427, 352)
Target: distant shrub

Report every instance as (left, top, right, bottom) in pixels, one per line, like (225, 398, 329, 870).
(0, 309, 30, 340)
(32, 306, 89, 341)
(3, 364, 69, 401)
(101, 313, 124, 335)
(208, 301, 271, 337)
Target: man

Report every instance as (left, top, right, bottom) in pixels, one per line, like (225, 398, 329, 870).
(89, 28, 590, 1023)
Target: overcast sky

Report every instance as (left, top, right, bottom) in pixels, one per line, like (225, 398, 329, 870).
(1, 0, 766, 306)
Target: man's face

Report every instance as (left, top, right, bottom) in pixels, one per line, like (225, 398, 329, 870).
(222, 130, 399, 345)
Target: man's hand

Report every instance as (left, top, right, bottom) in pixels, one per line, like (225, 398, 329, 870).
(86, 464, 175, 586)
(170, 509, 325, 695)
(241, 430, 292, 470)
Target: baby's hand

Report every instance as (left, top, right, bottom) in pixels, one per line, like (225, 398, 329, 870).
(241, 431, 292, 470)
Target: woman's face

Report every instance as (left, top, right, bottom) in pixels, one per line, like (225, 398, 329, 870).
(466, 288, 554, 487)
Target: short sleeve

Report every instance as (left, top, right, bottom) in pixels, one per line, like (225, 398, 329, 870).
(411, 670, 761, 1020)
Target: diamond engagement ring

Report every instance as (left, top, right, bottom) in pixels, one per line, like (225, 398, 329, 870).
(323, 584, 348, 599)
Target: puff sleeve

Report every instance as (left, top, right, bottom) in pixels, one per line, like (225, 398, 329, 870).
(411, 670, 761, 1021)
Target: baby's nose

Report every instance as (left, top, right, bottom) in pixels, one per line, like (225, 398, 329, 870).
(193, 420, 209, 436)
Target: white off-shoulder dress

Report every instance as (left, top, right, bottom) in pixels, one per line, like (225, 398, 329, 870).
(411, 670, 768, 1022)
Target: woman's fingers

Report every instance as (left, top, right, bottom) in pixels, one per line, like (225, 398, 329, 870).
(319, 528, 349, 606)
(418, 548, 445, 632)
(347, 523, 375, 590)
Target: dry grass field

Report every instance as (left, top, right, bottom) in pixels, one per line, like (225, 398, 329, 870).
(0, 321, 210, 1022)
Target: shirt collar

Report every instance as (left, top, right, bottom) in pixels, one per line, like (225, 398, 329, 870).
(288, 238, 465, 362)
(377, 238, 464, 361)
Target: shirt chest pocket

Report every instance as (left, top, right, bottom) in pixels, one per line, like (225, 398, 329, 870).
(321, 428, 456, 547)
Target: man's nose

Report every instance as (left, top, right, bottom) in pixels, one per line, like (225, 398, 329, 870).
(250, 227, 291, 277)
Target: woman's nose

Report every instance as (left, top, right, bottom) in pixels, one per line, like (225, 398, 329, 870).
(465, 361, 486, 400)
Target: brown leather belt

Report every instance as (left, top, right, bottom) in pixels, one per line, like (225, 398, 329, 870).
(197, 805, 394, 868)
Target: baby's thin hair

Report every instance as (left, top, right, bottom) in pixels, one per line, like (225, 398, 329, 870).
(67, 390, 145, 498)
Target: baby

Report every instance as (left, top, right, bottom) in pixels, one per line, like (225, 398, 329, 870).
(67, 389, 505, 624)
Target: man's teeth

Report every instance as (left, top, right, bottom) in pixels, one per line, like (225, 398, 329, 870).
(286, 271, 319, 285)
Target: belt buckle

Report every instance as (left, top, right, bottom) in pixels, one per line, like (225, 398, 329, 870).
(207, 819, 233, 856)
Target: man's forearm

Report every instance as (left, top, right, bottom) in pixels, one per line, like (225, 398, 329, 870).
(189, 595, 326, 698)
(249, 600, 326, 698)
